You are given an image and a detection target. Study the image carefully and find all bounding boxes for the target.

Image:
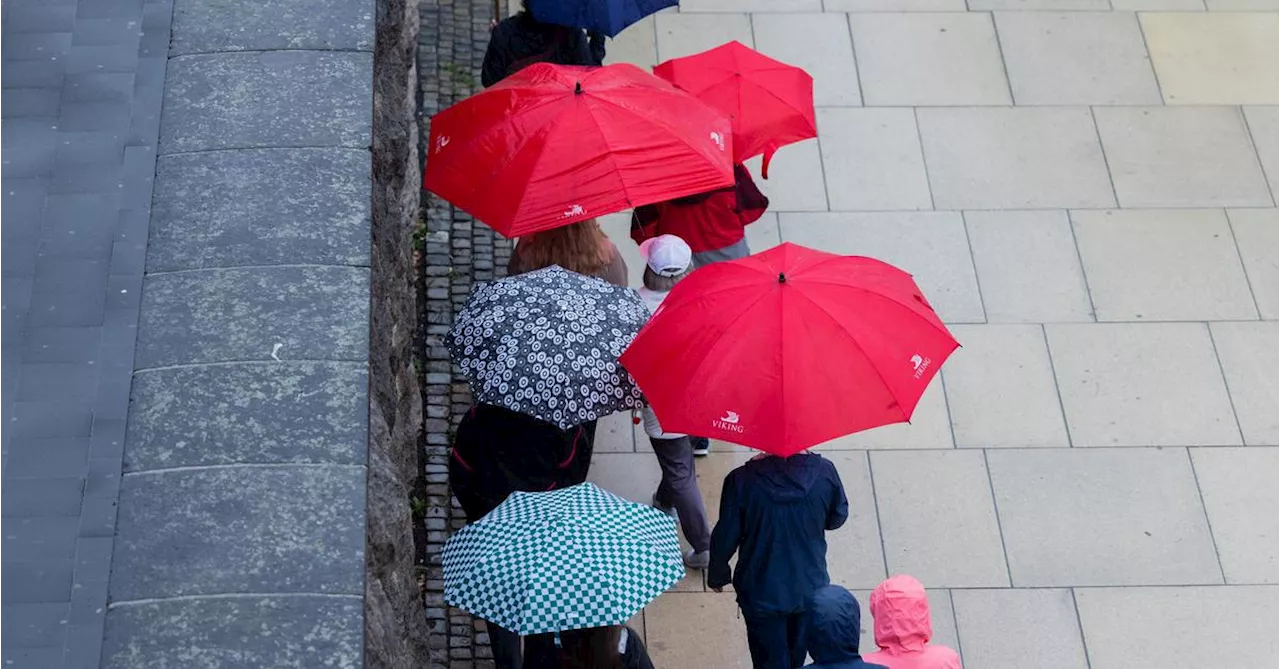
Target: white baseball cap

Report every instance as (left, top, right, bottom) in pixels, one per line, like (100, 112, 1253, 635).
(639, 234, 692, 277)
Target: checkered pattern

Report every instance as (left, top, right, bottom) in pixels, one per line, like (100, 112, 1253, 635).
(442, 483, 685, 635)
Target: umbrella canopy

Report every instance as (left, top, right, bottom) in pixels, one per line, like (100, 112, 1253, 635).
(443, 482, 685, 635)
(620, 242, 959, 456)
(654, 41, 816, 178)
(448, 265, 649, 429)
(424, 62, 734, 238)
(531, 0, 677, 38)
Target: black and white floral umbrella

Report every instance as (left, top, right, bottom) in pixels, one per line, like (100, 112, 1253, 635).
(447, 266, 649, 428)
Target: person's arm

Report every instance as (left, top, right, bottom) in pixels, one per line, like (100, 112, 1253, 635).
(630, 206, 659, 246)
(733, 163, 770, 226)
(708, 472, 743, 591)
(825, 461, 849, 531)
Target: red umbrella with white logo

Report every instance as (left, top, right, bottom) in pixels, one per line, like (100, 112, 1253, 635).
(620, 242, 958, 456)
(423, 62, 734, 238)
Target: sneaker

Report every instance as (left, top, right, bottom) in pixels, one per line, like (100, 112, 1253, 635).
(683, 549, 710, 570)
(691, 437, 711, 457)
(651, 493, 677, 521)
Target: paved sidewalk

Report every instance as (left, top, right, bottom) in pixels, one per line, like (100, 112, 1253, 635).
(590, 4, 1278, 668)
(2, 0, 172, 665)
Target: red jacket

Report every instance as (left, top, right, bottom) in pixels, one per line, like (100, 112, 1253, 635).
(631, 164, 769, 253)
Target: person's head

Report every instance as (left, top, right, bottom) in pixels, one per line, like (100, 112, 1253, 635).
(639, 234, 692, 291)
(869, 574, 932, 653)
(516, 219, 612, 276)
(556, 626, 622, 669)
(803, 585, 866, 665)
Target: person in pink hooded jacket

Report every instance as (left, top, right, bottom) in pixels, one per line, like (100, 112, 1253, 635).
(862, 576, 962, 669)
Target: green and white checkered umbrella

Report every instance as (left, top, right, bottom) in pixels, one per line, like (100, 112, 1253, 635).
(442, 482, 684, 635)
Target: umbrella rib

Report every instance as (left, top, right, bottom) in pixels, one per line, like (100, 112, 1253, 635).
(579, 96, 634, 206)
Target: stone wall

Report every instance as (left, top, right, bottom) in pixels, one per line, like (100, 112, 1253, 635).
(417, 0, 512, 665)
(104, 0, 377, 665)
(367, 0, 433, 665)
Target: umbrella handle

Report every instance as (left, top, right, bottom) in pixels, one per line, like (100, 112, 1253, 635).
(761, 145, 777, 180)
(492, 0, 501, 24)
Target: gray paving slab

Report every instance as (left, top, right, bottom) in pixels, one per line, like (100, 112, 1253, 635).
(1094, 105, 1273, 208)
(1243, 106, 1279, 201)
(2, 603, 70, 647)
(169, 0, 374, 55)
(2, 0, 169, 661)
(952, 588, 1090, 669)
(1227, 208, 1279, 319)
(963, 210, 1094, 323)
(815, 108, 931, 211)
(1071, 208, 1258, 321)
(159, 51, 373, 153)
(988, 448, 1224, 586)
(1046, 323, 1242, 447)
(870, 449, 1010, 587)
(1210, 321, 1279, 446)
(1, 477, 85, 517)
(1075, 586, 1279, 669)
(134, 265, 370, 368)
(110, 465, 364, 600)
(148, 148, 372, 271)
(1191, 447, 1279, 584)
(125, 362, 368, 470)
(102, 596, 363, 669)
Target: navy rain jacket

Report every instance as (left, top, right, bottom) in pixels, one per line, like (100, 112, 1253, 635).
(707, 453, 849, 615)
(804, 585, 888, 669)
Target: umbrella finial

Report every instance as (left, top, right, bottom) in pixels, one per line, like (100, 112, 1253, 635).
(574, 81, 582, 95)
(778, 272, 787, 283)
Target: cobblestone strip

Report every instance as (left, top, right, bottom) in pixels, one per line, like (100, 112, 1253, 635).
(417, 0, 511, 666)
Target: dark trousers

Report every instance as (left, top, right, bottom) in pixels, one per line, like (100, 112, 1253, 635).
(743, 612, 807, 669)
(649, 435, 711, 552)
(485, 620, 523, 669)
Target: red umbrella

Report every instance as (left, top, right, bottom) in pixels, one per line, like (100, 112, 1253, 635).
(423, 63, 734, 238)
(620, 243, 958, 456)
(654, 41, 815, 179)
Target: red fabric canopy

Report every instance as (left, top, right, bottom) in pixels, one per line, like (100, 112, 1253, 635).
(621, 243, 959, 455)
(654, 41, 816, 178)
(423, 62, 735, 238)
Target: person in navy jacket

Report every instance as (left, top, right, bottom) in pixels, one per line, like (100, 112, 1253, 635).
(708, 452, 849, 669)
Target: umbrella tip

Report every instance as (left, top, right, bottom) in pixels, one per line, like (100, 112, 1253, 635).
(778, 272, 787, 284)
(574, 81, 582, 95)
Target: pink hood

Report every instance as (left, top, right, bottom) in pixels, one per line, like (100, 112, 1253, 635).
(863, 576, 962, 669)
(870, 575, 932, 653)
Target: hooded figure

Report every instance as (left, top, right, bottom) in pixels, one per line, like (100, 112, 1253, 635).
(708, 453, 848, 669)
(803, 586, 888, 669)
(862, 576, 962, 669)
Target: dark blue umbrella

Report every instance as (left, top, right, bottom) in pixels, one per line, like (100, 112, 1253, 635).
(531, 0, 677, 38)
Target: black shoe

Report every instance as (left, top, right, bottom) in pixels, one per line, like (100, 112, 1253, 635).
(691, 437, 711, 457)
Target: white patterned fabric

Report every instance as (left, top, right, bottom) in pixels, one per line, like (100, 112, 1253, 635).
(448, 265, 649, 428)
(442, 483, 684, 635)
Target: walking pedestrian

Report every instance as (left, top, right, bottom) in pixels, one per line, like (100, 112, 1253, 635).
(448, 403, 598, 669)
(630, 163, 767, 456)
(861, 576, 961, 669)
(708, 452, 849, 669)
(802, 586, 888, 669)
(630, 163, 769, 268)
(634, 235, 713, 570)
(524, 624, 655, 669)
(482, 0, 605, 88)
(508, 218, 629, 288)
